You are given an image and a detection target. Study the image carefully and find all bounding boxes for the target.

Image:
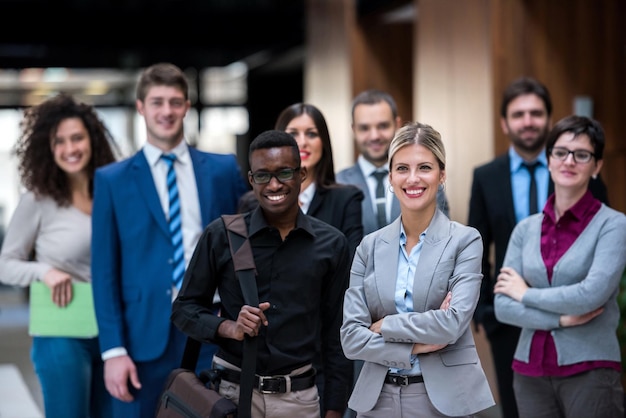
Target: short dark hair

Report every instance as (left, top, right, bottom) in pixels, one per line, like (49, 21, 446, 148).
(248, 130, 301, 167)
(500, 77, 552, 118)
(351, 89, 398, 122)
(136, 62, 189, 101)
(545, 115, 605, 160)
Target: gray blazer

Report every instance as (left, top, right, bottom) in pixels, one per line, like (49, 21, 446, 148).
(494, 205, 626, 365)
(336, 164, 448, 235)
(336, 164, 400, 235)
(341, 210, 495, 416)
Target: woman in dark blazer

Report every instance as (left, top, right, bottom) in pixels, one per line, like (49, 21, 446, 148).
(275, 103, 364, 259)
(275, 103, 363, 417)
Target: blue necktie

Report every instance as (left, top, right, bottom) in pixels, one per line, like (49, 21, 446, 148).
(161, 154, 185, 289)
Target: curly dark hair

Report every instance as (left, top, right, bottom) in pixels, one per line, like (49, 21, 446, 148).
(14, 92, 118, 206)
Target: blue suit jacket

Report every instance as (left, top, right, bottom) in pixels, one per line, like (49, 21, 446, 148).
(92, 146, 247, 361)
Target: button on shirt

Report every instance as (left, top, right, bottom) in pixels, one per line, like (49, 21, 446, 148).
(389, 224, 427, 376)
(172, 208, 352, 411)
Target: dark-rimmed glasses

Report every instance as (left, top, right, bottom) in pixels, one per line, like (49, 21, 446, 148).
(549, 147, 595, 164)
(249, 167, 300, 184)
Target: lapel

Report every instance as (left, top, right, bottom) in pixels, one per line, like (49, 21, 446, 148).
(411, 210, 451, 312)
(189, 147, 212, 226)
(131, 151, 169, 237)
(307, 187, 324, 216)
(375, 218, 402, 314)
(498, 154, 517, 226)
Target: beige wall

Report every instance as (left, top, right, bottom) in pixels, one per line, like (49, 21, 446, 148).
(304, 0, 354, 173)
(414, 0, 494, 224)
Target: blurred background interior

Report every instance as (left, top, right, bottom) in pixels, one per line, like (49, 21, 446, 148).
(0, 0, 624, 417)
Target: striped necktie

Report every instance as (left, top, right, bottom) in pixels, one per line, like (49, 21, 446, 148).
(161, 154, 185, 289)
(372, 171, 388, 229)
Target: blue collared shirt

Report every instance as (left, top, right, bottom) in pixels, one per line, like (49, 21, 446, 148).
(509, 147, 549, 223)
(389, 223, 427, 375)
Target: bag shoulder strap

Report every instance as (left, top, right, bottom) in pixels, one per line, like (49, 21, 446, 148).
(221, 213, 258, 418)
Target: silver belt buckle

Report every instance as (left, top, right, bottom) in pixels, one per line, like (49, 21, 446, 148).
(258, 375, 278, 394)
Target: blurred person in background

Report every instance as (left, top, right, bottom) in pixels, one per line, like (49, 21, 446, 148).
(91, 62, 248, 418)
(0, 92, 118, 418)
(468, 77, 609, 418)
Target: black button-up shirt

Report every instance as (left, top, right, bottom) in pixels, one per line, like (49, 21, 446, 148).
(172, 207, 352, 411)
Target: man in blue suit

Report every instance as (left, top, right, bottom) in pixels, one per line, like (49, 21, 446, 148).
(91, 62, 248, 418)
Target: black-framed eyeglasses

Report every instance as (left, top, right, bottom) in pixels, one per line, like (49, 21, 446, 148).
(248, 167, 300, 184)
(549, 147, 595, 164)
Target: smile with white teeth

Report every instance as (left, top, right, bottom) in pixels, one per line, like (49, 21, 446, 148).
(405, 188, 425, 196)
(267, 194, 287, 201)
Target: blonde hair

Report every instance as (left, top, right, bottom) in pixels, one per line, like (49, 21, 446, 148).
(388, 122, 446, 171)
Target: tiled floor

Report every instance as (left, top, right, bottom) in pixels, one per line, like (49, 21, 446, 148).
(0, 285, 44, 416)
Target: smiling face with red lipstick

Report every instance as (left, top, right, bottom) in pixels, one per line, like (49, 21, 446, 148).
(388, 122, 446, 218)
(275, 103, 337, 193)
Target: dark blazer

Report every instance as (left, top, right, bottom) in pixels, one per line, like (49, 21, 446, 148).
(307, 184, 364, 259)
(92, 146, 248, 361)
(468, 152, 609, 336)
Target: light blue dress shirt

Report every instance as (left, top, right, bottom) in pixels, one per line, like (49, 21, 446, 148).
(389, 223, 427, 376)
(509, 147, 549, 223)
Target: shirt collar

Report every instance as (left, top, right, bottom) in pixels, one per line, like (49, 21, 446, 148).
(544, 189, 598, 223)
(358, 155, 388, 177)
(399, 222, 427, 246)
(248, 206, 316, 238)
(143, 140, 190, 167)
(299, 183, 316, 210)
(508, 146, 548, 173)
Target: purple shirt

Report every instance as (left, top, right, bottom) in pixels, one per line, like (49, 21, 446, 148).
(512, 190, 621, 377)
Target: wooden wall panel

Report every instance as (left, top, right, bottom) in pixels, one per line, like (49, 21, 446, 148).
(491, 0, 625, 212)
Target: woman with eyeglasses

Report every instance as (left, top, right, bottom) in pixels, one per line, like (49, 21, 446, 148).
(494, 115, 626, 418)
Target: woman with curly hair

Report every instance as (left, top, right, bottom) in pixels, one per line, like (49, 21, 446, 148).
(0, 92, 118, 418)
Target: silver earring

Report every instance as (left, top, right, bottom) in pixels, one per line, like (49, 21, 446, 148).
(592, 174, 598, 180)
(388, 185, 394, 194)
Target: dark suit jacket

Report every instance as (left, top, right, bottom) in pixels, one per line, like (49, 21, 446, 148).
(468, 153, 609, 336)
(92, 146, 248, 361)
(307, 184, 364, 259)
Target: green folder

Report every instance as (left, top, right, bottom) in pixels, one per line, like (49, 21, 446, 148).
(28, 281, 99, 338)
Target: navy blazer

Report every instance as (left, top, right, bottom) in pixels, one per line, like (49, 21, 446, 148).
(92, 146, 247, 361)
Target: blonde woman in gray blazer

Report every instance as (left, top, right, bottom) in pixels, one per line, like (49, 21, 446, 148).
(341, 122, 494, 417)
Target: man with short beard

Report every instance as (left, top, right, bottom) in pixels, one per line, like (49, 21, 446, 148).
(467, 77, 609, 418)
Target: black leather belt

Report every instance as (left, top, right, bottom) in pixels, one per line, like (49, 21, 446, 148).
(218, 367, 316, 394)
(385, 373, 424, 386)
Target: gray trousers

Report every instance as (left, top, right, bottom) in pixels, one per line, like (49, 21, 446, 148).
(357, 382, 473, 418)
(513, 368, 624, 418)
